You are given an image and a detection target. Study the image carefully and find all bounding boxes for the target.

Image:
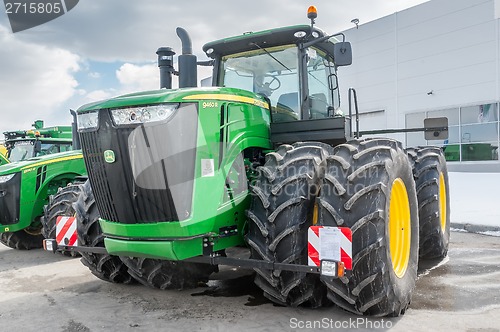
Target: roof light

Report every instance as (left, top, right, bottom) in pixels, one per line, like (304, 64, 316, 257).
(307, 6, 318, 20)
(294, 31, 307, 38)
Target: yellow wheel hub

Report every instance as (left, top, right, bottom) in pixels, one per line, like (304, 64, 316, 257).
(439, 172, 447, 232)
(312, 202, 319, 225)
(388, 178, 411, 278)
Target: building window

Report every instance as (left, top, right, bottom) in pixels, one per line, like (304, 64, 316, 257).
(405, 103, 499, 162)
(461, 104, 498, 124)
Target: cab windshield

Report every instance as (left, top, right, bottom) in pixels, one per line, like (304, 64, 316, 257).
(220, 45, 340, 122)
(7, 140, 73, 162)
(8, 141, 34, 162)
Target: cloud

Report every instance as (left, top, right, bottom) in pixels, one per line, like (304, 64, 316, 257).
(88, 72, 101, 79)
(6, 0, 430, 62)
(0, 24, 80, 134)
(116, 63, 159, 93)
(85, 89, 114, 101)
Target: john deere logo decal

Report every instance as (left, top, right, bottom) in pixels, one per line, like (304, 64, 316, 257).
(104, 150, 115, 164)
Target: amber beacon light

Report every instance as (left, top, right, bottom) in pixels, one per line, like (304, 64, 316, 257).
(307, 5, 318, 20)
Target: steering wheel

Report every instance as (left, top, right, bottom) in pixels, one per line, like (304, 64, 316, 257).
(255, 74, 281, 96)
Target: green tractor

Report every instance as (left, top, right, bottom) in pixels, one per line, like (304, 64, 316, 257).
(0, 146, 8, 165)
(1, 120, 73, 166)
(0, 116, 87, 249)
(47, 7, 450, 316)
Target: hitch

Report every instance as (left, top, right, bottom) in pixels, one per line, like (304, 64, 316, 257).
(43, 239, 108, 255)
(42, 239, 347, 278)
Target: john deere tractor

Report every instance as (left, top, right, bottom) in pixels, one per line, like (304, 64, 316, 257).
(0, 116, 87, 249)
(0, 146, 8, 165)
(48, 7, 450, 316)
(1, 120, 74, 166)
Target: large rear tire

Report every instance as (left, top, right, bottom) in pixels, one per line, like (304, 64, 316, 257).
(0, 227, 44, 250)
(120, 257, 217, 290)
(407, 147, 450, 259)
(41, 184, 83, 257)
(76, 181, 134, 284)
(245, 142, 331, 307)
(318, 138, 419, 316)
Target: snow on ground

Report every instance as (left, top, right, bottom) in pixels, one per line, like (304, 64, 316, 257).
(449, 172, 500, 228)
(478, 230, 500, 237)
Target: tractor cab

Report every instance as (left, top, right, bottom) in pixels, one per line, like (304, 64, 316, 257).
(203, 20, 353, 145)
(3, 121, 74, 163)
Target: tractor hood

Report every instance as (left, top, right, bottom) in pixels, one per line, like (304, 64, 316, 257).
(77, 85, 271, 230)
(76, 87, 269, 113)
(0, 150, 83, 175)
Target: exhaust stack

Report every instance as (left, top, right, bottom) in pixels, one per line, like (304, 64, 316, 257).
(176, 27, 197, 88)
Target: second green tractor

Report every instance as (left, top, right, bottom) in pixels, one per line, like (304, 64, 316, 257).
(0, 119, 86, 249)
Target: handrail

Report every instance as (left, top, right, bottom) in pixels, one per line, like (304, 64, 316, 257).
(348, 88, 360, 138)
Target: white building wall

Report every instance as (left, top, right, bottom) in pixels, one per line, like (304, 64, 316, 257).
(338, 0, 500, 171)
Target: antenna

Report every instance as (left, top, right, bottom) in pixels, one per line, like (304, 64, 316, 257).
(351, 18, 359, 29)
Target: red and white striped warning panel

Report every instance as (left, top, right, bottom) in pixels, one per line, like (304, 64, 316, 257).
(56, 216, 78, 246)
(308, 226, 352, 270)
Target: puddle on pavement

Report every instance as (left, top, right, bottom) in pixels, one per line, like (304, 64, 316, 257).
(412, 248, 500, 311)
(191, 273, 271, 306)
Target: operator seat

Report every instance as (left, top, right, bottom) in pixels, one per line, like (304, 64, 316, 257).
(310, 93, 328, 119)
(273, 92, 299, 122)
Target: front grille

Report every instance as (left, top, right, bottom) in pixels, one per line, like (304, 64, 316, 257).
(80, 130, 119, 222)
(80, 105, 198, 224)
(0, 172, 21, 225)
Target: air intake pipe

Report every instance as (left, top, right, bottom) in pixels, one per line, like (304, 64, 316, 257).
(176, 27, 197, 88)
(157, 47, 175, 89)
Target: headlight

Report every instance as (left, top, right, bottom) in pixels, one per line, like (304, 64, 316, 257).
(78, 112, 99, 130)
(0, 174, 15, 183)
(111, 104, 178, 126)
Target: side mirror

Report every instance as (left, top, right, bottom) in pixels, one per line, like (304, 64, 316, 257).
(334, 42, 352, 67)
(34, 140, 42, 156)
(424, 117, 449, 140)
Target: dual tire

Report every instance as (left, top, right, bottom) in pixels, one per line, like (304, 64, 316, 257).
(119, 257, 216, 290)
(407, 147, 450, 259)
(41, 184, 83, 256)
(75, 181, 134, 284)
(246, 139, 424, 316)
(0, 227, 44, 250)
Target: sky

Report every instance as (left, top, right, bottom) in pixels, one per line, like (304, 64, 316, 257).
(0, 0, 430, 134)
